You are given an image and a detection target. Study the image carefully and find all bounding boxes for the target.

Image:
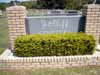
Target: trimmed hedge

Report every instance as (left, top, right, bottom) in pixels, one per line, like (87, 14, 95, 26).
(14, 33, 96, 57)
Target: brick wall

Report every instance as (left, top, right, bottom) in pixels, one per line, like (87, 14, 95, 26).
(6, 6, 27, 49)
(84, 4, 100, 43)
(0, 56, 100, 69)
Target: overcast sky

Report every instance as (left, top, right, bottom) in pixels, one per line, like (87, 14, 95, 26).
(0, 0, 30, 3)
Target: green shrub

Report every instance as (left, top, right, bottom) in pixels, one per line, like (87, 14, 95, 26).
(14, 33, 96, 57)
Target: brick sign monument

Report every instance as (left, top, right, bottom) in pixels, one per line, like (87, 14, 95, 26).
(6, 4, 100, 50)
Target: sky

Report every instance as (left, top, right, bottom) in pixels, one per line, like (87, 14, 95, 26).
(0, 0, 29, 3)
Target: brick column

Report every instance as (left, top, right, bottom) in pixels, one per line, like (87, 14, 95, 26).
(6, 6, 27, 50)
(84, 4, 100, 43)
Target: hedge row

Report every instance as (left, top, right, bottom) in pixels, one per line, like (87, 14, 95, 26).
(14, 33, 96, 57)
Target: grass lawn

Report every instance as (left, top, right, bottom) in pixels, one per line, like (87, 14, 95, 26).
(0, 17, 9, 54)
(0, 48, 4, 54)
(0, 66, 100, 75)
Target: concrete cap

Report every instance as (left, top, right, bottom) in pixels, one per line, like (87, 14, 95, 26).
(84, 4, 100, 9)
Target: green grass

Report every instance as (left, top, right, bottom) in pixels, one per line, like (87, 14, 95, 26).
(0, 17, 9, 54)
(0, 66, 100, 75)
(0, 48, 4, 54)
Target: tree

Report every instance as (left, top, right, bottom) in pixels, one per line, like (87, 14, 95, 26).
(0, 3, 8, 10)
(21, 1, 37, 9)
(21, 1, 33, 9)
(37, 0, 93, 10)
(37, 0, 66, 9)
(65, 0, 91, 10)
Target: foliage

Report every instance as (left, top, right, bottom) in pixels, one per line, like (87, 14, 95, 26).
(21, 1, 37, 9)
(65, 0, 91, 10)
(0, 0, 100, 10)
(37, 0, 93, 9)
(37, 0, 66, 9)
(0, 1, 38, 10)
(0, 3, 9, 10)
(14, 33, 96, 57)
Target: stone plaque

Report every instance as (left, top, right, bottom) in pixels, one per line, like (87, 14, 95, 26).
(25, 15, 85, 34)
